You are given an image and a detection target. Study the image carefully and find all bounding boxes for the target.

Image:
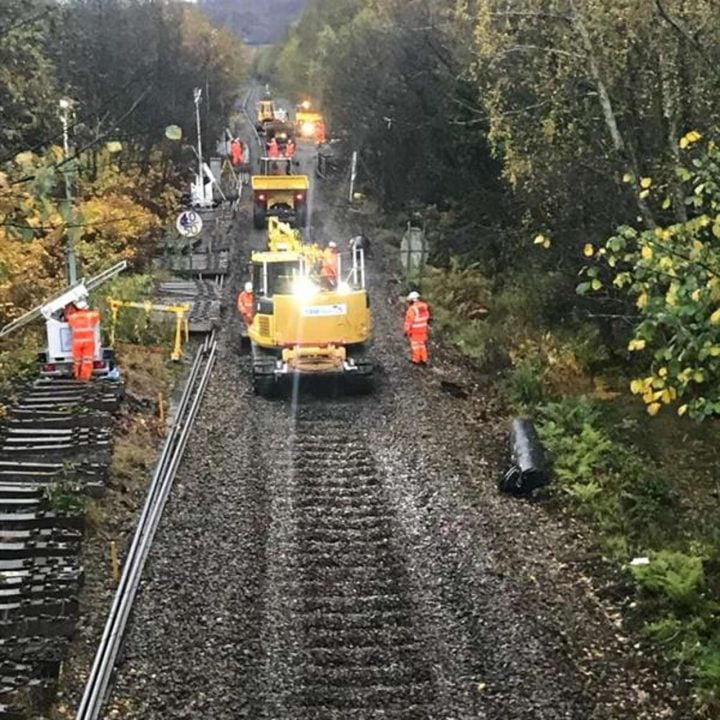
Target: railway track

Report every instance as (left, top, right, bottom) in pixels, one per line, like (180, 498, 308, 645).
(265, 407, 437, 719)
(0, 379, 123, 719)
(76, 332, 217, 720)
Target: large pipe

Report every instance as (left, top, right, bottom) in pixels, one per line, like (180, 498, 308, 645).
(499, 417, 550, 495)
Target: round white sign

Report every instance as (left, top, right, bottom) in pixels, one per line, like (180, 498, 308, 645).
(176, 210, 203, 238)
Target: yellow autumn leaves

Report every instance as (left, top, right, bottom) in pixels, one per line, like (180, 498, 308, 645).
(679, 130, 702, 150)
(629, 375, 678, 416)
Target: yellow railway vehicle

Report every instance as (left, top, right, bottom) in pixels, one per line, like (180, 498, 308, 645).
(256, 95, 275, 132)
(266, 216, 303, 252)
(247, 242, 373, 396)
(251, 172, 309, 229)
(295, 99, 325, 141)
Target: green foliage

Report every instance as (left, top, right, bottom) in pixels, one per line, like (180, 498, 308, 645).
(94, 275, 174, 348)
(631, 551, 705, 605)
(0, 1, 59, 157)
(584, 135, 720, 421)
(536, 396, 675, 544)
(44, 480, 86, 515)
(536, 393, 719, 706)
(507, 357, 546, 408)
(0, 331, 43, 391)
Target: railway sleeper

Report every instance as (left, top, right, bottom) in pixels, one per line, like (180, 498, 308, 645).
(297, 515, 393, 531)
(302, 594, 409, 613)
(0, 615, 76, 639)
(301, 608, 413, 631)
(0, 513, 84, 531)
(0, 542, 80, 560)
(299, 527, 392, 543)
(301, 662, 429, 688)
(0, 596, 79, 620)
(293, 680, 435, 709)
(305, 629, 423, 652)
(281, 704, 435, 720)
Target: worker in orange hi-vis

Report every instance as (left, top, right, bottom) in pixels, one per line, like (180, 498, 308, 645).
(314, 120, 326, 146)
(320, 241, 339, 289)
(230, 137, 244, 166)
(267, 137, 279, 158)
(404, 291, 430, 365)
(67, 299, 100, 381)
(237, 282, 255, 327)
(284, 138, 296, 175)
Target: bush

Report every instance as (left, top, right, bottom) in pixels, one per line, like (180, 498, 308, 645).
(507, 356, 546, 408)
(91, 274, 176, 348)
(631, 550, 705, 606)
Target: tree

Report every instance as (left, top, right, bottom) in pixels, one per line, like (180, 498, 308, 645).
(0, 0, 59, 158)
(582, 132, 720, 420)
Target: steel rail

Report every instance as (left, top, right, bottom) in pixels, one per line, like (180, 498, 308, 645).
(76, 332, 217, 720)
(242, 87, 264, 152)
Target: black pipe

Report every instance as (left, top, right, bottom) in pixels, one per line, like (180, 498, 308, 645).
(499, 417, 550, 495)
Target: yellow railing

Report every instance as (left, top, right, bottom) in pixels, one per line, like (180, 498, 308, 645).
(107, 298, 190, 361)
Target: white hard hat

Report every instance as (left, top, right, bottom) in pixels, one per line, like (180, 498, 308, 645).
(244, 282, 253, 292)
(328, 241, 337, 248)
(76, 299, 89, 310)
(407, 291, 420, 302)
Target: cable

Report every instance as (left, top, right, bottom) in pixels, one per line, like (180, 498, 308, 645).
(8, 86, 152, 188)
(1, 212, 158, 233)
(0, 66, 153, 166)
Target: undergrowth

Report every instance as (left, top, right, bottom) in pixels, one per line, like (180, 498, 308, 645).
(534, 395, 720, 711)
(420, 255, 720, 712)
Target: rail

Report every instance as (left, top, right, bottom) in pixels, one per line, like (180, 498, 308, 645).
(243, 87, 264, 152)
(75, 332, 218, 720)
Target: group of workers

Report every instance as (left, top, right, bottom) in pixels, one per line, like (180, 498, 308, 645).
(266, 136, 296, 159)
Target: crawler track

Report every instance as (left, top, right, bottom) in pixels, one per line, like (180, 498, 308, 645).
(275, 409, 435, 718)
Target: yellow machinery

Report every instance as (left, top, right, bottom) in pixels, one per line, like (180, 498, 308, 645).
(267, 216, 303, 252)
(247, 242, 373, 396)
(107, 299, 190, 361)
(251, 163, 309, 229)
(256, 95, 275, 132)
(295, 100, 325, 141)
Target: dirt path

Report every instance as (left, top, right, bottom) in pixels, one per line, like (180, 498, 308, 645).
(99, 104, 688, 720)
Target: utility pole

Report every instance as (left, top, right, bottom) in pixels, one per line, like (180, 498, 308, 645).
(194, 87, 204, 203)
(59, 98, 78, 285)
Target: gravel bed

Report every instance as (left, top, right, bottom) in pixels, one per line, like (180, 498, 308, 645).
(80, 143, 692, 720)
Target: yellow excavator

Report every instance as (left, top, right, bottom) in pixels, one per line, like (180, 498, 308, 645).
(256, 93, 275, 132)
(247, 234, 373, 396)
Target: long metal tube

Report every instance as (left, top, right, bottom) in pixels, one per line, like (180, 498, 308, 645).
(76, 335, 216, 719)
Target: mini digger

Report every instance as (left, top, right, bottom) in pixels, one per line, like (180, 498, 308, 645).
(247, 222, 373, 396)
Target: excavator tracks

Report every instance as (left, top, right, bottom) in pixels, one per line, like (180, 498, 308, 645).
(266, 407, 436, 719)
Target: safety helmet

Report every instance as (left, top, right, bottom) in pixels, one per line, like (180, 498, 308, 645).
(76, 299, 89, 310)
(328, 241, 337, 249)
(244, 282, 252, 292)
(407, 291, 420, 302)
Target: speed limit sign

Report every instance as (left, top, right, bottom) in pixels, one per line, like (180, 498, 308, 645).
(176, 210, 203, 238)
